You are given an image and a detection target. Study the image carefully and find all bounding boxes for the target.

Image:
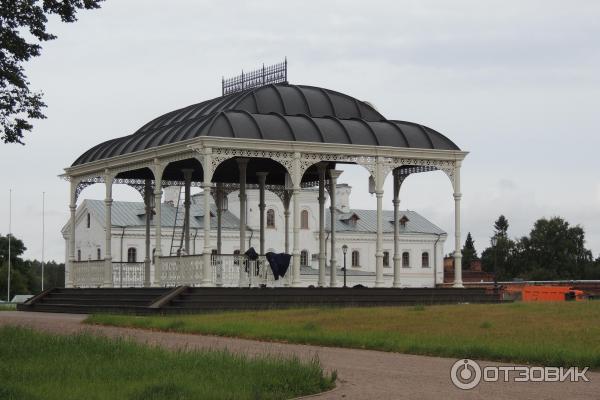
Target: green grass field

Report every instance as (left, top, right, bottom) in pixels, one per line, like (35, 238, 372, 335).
(0, 326, 335, 400)
(0, 304, 16, 311)
(87, 302, 600, 369)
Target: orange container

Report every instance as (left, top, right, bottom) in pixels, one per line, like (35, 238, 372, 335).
(522, 285, 584, 302)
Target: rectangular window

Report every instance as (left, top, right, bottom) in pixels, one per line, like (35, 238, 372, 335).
(383, 251, 390, 267)
(97, 248, 101, 260)
(352, 250, 360, 267)
(402, 252, 410, 268)
(422, 252, 430, 268)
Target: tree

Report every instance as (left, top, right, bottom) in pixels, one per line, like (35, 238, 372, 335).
(482, 216, 596, 281)
(0, 233, 26, 264)
(494, 215, 509, 238)
(461, 232, 478, 270)
(0, 234, 64, 299)
(517, 217, 593, 280)
(1, 0, 103, 144)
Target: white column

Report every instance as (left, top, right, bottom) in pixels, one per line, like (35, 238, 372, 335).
(292, 187, 301, 286)
(201, 181, 212, 286)
(67, 179, 77, 287)
(153, 161, 164, 285)
(453, 161, 463, 288)
(318, 164, 326, 287)
(392, 170, 401, 288)
(257, 172, 268, 255)
(201, 148, 213, 286)
(375, 189, 384, 287)
(328, 169, 342, 287)
(182, 168, 193, 254)
(283, 190, 291, 254)
(144, 179, 152, 287)
(237, 158, 249, 286)
(216, 183, 223, 254)
(103, 172, 114, 287)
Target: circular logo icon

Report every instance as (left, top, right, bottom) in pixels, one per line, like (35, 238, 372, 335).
(451, 359, 482, 390)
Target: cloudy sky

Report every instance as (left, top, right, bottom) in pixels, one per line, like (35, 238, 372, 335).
(1, 0, 599, 262)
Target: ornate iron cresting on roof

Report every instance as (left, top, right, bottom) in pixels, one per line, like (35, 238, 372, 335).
(222, 59, 287, 96)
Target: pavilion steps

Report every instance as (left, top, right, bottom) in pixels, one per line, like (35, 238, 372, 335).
(18, 288, 171, 314)
(18, 287, 504, 314)
(163, 287, 502, 311)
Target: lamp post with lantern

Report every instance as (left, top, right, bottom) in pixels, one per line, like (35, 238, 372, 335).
(491, 236, 498, 291)
(342, 245, 348, 288)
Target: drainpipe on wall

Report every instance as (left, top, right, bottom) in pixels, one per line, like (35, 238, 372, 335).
(192, 228, 199, 255)
(433, 233, 443, 287)
(119, 226, 127, 262)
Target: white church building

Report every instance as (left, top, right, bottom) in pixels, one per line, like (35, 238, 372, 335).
(63, 184, 447, 287)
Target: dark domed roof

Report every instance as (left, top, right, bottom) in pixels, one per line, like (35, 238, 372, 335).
(73, 83, 459, 166)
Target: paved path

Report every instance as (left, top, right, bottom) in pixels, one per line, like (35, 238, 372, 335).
(1, 311, 598, 399)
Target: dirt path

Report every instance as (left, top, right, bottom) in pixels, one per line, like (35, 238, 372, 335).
(0, 311, 597, 399)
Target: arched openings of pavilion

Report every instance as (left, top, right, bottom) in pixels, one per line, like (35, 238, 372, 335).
(210, 156, 290, 263)
(382, 164, 461, 288)
(299, 160, 372, 288)
(66, 166, 157, 288)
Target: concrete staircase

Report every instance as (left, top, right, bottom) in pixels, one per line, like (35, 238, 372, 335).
(19, 287, 504, 314)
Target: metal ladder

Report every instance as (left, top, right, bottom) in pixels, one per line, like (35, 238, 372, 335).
(169, 187, 186, 256)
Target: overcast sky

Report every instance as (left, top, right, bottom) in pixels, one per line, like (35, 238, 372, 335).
(1, 0, 599, 262)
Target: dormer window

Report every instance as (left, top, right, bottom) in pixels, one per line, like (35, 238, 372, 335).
(342, 213, 360, 226)
(399, 215, 409, 227)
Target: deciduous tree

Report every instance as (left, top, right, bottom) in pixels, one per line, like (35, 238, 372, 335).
(1, 0, 103, 144)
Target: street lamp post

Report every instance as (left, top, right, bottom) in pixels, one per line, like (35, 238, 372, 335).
(342, 245, 348, 288)
(491, 236, 498, 292)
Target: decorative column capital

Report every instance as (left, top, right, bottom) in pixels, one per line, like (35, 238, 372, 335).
(328, 169, 343, 181)
(256, 171, 269, 183)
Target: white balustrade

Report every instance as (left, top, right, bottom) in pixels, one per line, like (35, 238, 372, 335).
(157, 255, 204, 286)
(211, 254, 280, 287)
(71, 260, 105, 288)
(112, 262, 145, 288)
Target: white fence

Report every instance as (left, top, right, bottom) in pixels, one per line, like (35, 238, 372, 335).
(71, 260, 105, 288)
(211, 254, 285, 287)
(72, 254, 290, 288)
(112, 262, 145, 288)
(156, 255, 204, 286)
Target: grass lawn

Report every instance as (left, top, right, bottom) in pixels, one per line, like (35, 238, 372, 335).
(0, 304, 16, 311)
(0, 326, 335, 400)
(87, 302, 600, 369)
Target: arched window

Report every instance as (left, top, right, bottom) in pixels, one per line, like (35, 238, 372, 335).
(383, 251, 390, 267)
(422, 252, 430, 268)
(301, 210, 309, 229)
(352, 250, 360, 267)
(300, 250, 309, 266)
(402, 252, 410, 268)
(267, 209, 275, 228)
(127, 247, 137, 263)
(77, 249, 81, 261)
(97, 248, 101, 260)
(86, 213, 91, 228)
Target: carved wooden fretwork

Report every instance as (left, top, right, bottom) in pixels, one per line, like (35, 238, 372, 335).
(208, 148, 295, 177)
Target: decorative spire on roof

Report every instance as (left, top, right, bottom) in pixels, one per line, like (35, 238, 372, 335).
(222, 59, 287, 96)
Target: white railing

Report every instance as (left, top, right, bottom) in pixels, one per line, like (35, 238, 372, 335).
(112, 262, 145, 288)
(211, 254, 282, 287)
(156, 255, 204, 286)
(71, 260, 106, 288)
